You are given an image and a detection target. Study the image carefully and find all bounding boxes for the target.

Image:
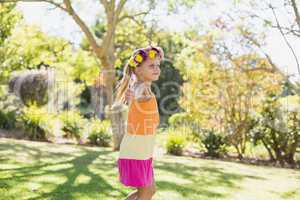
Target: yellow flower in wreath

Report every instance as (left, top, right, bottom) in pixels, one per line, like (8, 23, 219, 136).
(129, 59, 136, 67)
(148, 50, 157, 59)
(135, 54, 143, 62)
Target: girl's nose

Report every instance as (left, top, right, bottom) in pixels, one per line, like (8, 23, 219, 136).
(154, 65, 160, 71)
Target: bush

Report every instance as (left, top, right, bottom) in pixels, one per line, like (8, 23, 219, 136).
(168, 113, 189, 127)
(168, 112, 202, 143)
(201, 129, 227, 158)
(17, 102, 54, 141)
(87, 118, 112, 147)
(0, 85, 20, 130)
(250, 94, 300, 166)
(0, 110, 16, 130)
(168, 113, 196, 132)
(59, 110, 86, 141)
(9, 71, 49, 106)
(166, 129, 187, 156)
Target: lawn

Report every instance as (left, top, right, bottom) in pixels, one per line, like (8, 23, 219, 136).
(0, 138, 300, 200)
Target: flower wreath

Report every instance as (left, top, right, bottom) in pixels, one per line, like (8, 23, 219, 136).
(128, 46, 163, 68)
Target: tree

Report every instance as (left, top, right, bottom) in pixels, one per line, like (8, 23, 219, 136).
(0, 0, 202, 149)
(1, 0, 157, 150)
(175, 31, 284, 159)
(0, 2, 22, 83)
(251, 94, 300, 166)
(1, 0, 154, 105)
(236, 0, 300, 75)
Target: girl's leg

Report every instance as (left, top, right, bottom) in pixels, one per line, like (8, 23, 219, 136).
(124, 189, 138, 200)
(137, 183, 156, 200)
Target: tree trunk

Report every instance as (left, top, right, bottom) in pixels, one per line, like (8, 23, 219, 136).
(274, 150, 285, 166)
(99, 53, 127, 151)
(234, 144, 244, 160)
(105, 101, 128, 150)
(291, 0, 300, 31)
(261, 138, 276, 161)
(285, 152, 295, 165)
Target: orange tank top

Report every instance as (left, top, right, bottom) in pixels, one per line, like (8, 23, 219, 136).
(127, 95, 160, 135)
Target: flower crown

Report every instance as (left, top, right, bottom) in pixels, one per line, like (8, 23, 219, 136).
(128, 47, 163, 68)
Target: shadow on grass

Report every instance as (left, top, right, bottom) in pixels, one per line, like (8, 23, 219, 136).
(0, 141, 72, 162)
(0, 140, 126, 199)
(272, 188, 300, 199)
(154, 159, 266, 199)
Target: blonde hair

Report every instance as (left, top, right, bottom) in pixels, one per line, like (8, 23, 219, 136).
(114, 45, 164, 105)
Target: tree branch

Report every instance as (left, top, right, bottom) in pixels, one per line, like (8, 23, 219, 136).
(291, 0, 300, 31)
(117, 10, 150, 23)
(0, 0, 68, 12)
(1, 0, 105, 65)
(62, 0, 103, 58)
(115, 0, 126, 18)
(270, 25, 300, 37)
(269, 4, 300, 75)
(99, 0, 109, 15)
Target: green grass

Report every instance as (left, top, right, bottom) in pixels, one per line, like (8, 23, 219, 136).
(0, 138, 300, 200)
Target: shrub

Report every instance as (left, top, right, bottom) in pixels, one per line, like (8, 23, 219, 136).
(0, 86, 20, 130)
(250, 94, 300, 166)
(166, 129, 187, 156)
(168, 113, 188, 127)
(59, 110, 86, 141)
(9, 71, 49, 106)
(87, 118, 112, 147)
(0, 110, 16, 130)
(16, 102, 54, 141)
(201, 129, 227, 158)
(168, 112, 202, 143)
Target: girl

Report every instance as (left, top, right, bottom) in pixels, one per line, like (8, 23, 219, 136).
(115, 45, 164, 200)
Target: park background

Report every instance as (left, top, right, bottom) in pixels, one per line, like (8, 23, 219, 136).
(0, 0, 300, 199)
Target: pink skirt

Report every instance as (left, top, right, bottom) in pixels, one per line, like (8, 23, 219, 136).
(117, 157, 154, 187)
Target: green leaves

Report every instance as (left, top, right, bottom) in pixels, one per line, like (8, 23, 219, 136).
(0, 3, 22, 46)
(167, 0, 198, 13)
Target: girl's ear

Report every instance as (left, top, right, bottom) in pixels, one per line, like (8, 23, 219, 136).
(134, 66, 142, 78)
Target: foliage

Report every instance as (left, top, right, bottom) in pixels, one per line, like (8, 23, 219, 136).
(1, 18, 86, 112)
(201, 129, 227, 158)
(0, 110, 17, 130)
(0, 85, 20, 130)
(250, 94, 300, 165)
(58, 110, 87, 141)
(168, 112, 192, 127)
(16, 102, 54, 141)
(87, 118, 112, 147)
(175, 32, 284, 159)
(0, 3, 22, 46)
(9, 70, 49, 106)
(70, 49, 100, 86)
(1, 22, 75, 84)
(166, 128, 187, 156)
(0, 3, 22, 83)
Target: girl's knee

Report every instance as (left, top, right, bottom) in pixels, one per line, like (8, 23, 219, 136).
(137, 186, 155, 200)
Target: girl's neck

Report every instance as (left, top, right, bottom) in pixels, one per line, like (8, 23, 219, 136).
(136, 79, 151, 87)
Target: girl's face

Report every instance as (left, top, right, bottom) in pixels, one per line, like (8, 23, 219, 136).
(134, 56, 161, 82)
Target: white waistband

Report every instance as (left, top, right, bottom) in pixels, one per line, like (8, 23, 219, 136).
(118, 133, 156, 160)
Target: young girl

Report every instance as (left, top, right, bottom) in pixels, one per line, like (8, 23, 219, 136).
(115, 46, 164, 200)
